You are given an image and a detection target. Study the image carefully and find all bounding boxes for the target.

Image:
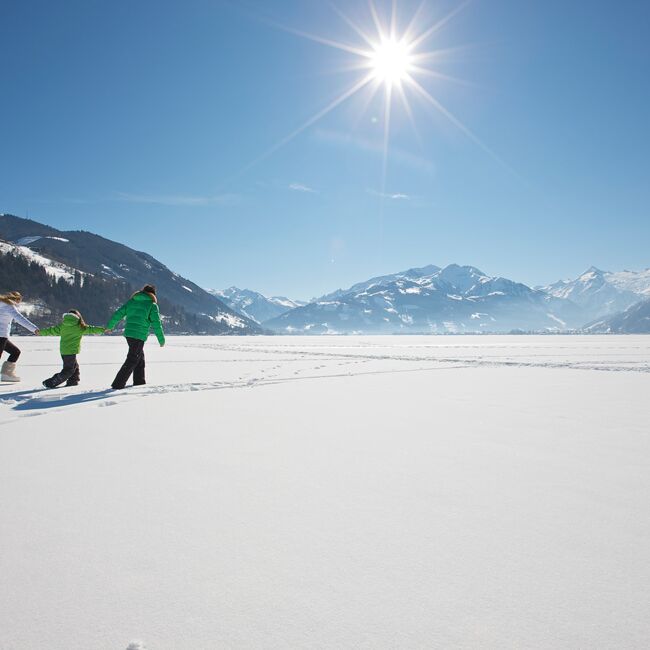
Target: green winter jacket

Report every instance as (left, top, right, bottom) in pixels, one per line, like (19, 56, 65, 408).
(38, 313, 105, 355)
(107, 291, 165, 345)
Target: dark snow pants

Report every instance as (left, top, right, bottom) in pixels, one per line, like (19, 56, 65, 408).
(0, 338, 21, 362)
(47, 355, 80, 387)
(111, 337, 146, 389)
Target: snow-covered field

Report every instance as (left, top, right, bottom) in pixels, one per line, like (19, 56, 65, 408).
(1, 335, 649, 649)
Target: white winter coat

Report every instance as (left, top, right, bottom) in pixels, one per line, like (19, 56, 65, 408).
(0, 301, 38, 338)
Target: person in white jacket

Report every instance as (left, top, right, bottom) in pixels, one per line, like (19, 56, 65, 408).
(0, 291, 39, 382)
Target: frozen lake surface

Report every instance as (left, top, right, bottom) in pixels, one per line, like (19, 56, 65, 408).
(1, 335, 649, 649)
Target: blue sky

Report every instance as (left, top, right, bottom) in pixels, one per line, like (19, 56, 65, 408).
(1, 0, 648, 300)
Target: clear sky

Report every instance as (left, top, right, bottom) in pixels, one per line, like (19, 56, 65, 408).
(1, 0, 648, 300)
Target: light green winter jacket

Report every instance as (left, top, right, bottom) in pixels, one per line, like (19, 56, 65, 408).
(107, 291, 165, 345)
(38, 313, 105, 355)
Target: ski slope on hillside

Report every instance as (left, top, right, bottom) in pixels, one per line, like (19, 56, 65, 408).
(0, 239, 79, 282)
(1, 335, 649, 649)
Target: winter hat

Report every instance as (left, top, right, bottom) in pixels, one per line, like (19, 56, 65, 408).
(142, 284, 156, 295)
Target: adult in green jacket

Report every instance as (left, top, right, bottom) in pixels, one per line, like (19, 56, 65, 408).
(106, 284, 165, 389)
(39, 310, 105, 388)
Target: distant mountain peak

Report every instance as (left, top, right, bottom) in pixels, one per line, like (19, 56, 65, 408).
(581, 266, 608, 277)
(442, 262, 486, 274)
(542, 265, 650, 323)
(208, 286, 304, 324)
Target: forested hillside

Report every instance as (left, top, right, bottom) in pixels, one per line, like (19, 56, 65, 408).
(0, 247, 244, 334)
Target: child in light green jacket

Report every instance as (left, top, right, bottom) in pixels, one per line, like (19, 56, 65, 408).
(39, 310, 105, 388)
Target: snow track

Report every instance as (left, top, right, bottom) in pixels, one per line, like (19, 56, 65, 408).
(2, 335, 648, 422)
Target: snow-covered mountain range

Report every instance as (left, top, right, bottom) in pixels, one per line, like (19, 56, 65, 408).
(4, 211, 649, 334)
(208, 287, 305, 324)
(212, 264, 649, 334)
(263, 264, 584, 334)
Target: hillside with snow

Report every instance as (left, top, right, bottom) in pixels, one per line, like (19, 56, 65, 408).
(0, 239, 81, 283)
(585, 297, 650, 333)
(0, 214, 259, 334)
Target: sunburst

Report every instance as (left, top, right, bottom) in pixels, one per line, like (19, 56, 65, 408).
(237, 0, 500, 193)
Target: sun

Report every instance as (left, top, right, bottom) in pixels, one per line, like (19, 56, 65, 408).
(370, 38, 413, 87)
(237, 2, 502, 195)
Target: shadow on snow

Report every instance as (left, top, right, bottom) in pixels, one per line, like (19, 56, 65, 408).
(3, 388, 117, 411)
